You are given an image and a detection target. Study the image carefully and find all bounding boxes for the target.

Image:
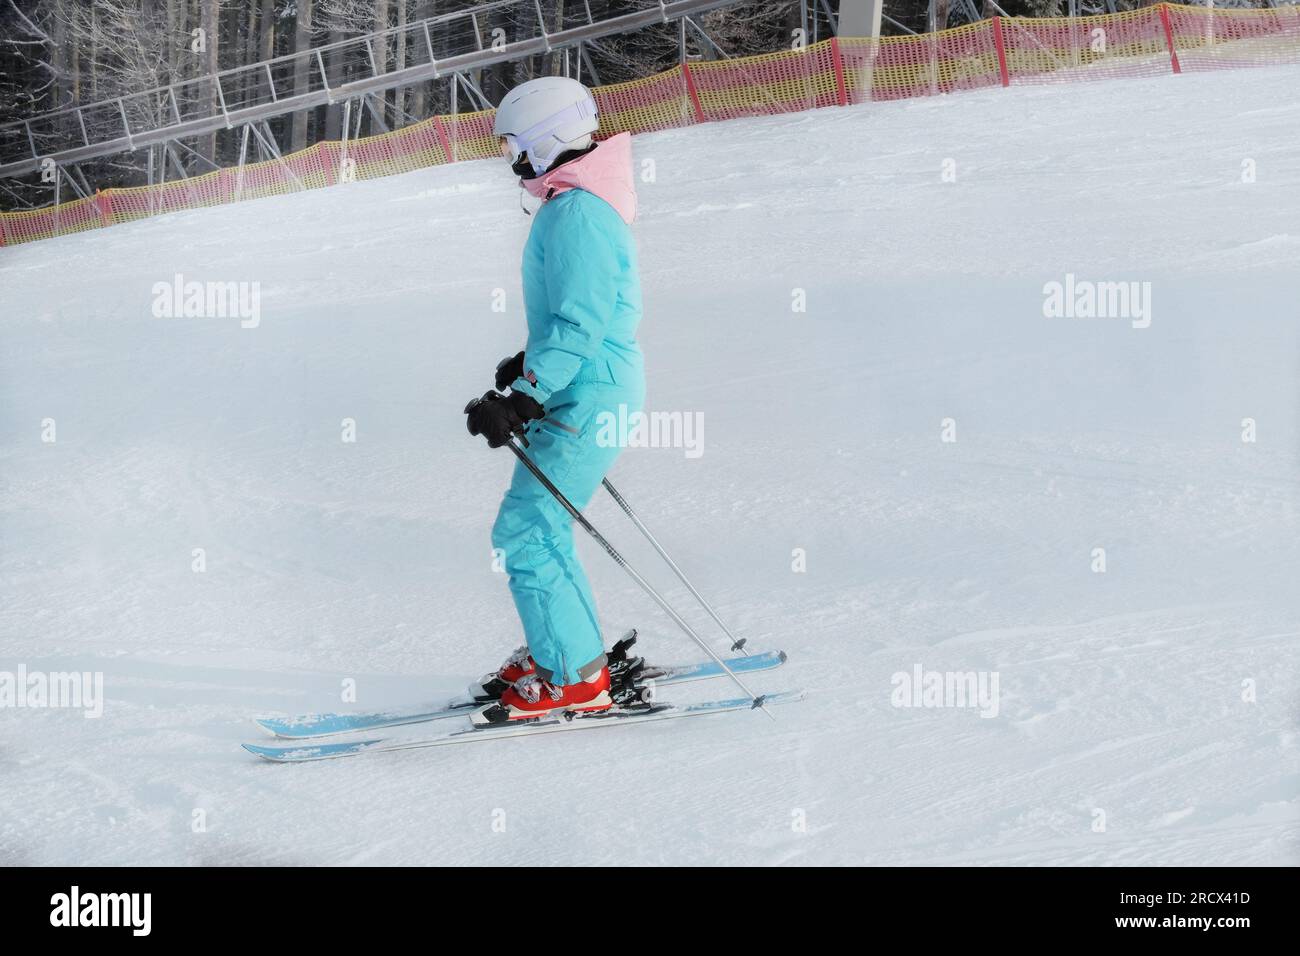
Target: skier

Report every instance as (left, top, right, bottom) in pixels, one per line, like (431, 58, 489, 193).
(465, 76, 645, 721)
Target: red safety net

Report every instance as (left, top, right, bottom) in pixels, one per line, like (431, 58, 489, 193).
(3, 4, 1297, 248)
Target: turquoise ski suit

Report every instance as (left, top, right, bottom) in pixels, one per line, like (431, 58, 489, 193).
(492, 133, 644, 685)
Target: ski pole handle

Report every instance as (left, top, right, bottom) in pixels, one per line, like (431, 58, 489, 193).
(463, 391, 530, 447)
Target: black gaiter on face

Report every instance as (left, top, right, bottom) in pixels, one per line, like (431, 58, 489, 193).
(515, 143, 598, 180)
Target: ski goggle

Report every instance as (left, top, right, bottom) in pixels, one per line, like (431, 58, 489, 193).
(499, 136, 534, 178)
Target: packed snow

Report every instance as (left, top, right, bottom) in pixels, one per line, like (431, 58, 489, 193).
(1, 64, 1297, 865)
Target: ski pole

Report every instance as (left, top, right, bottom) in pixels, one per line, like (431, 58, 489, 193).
(602, 478, 748, 653)
(500, 435, 773, 719)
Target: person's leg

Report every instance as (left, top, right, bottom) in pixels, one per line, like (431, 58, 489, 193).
(490, 390, 625, 685)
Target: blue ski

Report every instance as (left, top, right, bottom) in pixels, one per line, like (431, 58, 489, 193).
(244, 689, 806, 762)
(254, 649, 786, 739)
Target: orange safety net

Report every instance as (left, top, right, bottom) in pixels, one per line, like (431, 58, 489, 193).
(999, 8, 1173, 86)
(1167, 3, 1300, 71)
(3, 4, 1298, 249)
(841, 22, 1003, 103)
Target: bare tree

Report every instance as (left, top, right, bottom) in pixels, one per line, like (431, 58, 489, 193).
(392, 0, 406, 121)
(259, 0, 276, 62)
(372, 0, 388, 128)
(317, 0, 374, 138)
(197, 0, 218, 161)
(290, 0, 313, 150)
(407, 0, 432, 120)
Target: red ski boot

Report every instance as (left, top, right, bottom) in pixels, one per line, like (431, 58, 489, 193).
(471, 645, 537, 699)
(473, 668, 613, 725)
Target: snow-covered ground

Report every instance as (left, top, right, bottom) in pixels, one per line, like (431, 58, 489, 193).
(2, 65, 1297, 866)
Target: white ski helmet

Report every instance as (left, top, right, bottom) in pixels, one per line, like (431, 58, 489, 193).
(493, 76, 598, 176)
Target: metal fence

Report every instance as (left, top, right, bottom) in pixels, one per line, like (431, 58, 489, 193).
(0, 0, 745, 180)
(2, 3, 1298, 247)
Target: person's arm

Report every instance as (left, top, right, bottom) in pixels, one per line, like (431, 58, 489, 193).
(510, 203, 619, 405)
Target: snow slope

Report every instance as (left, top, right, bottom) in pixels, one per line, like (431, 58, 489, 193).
(2, 65, 1298, 866)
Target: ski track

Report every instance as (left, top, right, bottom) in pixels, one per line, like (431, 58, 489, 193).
(2, 66, 1298, 865)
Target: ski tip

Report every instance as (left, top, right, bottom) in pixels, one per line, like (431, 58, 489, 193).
(243, 737, 387, 762)
(251, 717, 288, 738)
(242, 741, 333, 762)
(242, 742, 291, 761)
(253, 714, 340, 738)
(776, 649, 788, 664)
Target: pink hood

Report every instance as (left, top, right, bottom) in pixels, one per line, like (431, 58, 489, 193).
(521, 132, 637, 225)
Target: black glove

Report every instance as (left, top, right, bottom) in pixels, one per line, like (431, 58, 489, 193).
(465, 389, 544, 448)
(495, 351, 525, 392)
